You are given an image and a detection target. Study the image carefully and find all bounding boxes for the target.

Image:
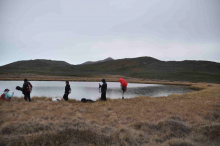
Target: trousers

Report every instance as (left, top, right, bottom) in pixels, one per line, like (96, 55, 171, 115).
(63, 93, 69, 101)
(24, 92, 31, 102)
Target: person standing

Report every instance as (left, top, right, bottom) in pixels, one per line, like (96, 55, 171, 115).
(23, 79, 33, 102)
(99, 79, 107, 101)
(63, 81, 71, 101)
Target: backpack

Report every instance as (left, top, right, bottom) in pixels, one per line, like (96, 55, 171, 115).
(27, 83, 32, 92)
(69, 88, 71, 94)
(0, 94, 5, 100)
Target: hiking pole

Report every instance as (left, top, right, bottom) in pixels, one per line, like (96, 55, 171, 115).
(99, 83, 101, 93)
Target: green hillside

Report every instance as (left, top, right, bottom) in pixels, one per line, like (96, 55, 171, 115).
(0, 57, 220, 83)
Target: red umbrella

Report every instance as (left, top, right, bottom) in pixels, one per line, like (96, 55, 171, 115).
(118, 78, 127, 87)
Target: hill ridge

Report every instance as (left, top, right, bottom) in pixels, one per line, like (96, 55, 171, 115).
(0, 56, 219, 83)
(80, 57, 114, 65)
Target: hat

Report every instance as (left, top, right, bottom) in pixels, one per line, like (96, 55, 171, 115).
(4, 89, 10, 92)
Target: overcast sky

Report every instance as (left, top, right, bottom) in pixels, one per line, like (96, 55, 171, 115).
(0, 0, 219, 66)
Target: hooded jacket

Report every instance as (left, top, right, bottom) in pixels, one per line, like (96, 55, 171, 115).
(101, 79, 107, 93)
(65, 84, 71, 94)
(23, 81, 32, 94)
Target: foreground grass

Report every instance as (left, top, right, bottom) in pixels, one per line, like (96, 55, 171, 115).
(0, 82, 220, 146)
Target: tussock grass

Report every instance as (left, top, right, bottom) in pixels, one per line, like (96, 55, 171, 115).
(0, 82, 220, 145)
(32, 96, 52, 101)
(164, 138, 195, 146)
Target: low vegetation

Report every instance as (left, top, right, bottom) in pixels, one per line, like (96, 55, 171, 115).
(1, 57, 220, 83)
(1, 81, 220, 145)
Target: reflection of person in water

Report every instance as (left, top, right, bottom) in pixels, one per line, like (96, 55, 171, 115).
(99, 79, 107, 101)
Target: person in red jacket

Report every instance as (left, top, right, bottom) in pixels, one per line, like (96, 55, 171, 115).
(119, 78, 127, 99)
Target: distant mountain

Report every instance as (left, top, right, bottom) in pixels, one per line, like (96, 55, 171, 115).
(2, 59, 71, 67)
(0, 57, 220, 83)
(0, 59, 74, 75)
(81, 57, 114, 65)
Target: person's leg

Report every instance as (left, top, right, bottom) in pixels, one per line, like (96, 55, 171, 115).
(63, 94, 66, 101)
(66, 94, 69, 101)
(122, 86, 125, 99)
(101, 92, 106, 101)
(101, 92, 104, 101)
(103, 92, 107, 101)
(28, 92, 31, 102)
(63, 94, 68, 101)
(24, 94, 27, 101)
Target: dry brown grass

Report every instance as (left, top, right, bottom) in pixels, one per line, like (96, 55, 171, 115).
(0, 81, 220, 145)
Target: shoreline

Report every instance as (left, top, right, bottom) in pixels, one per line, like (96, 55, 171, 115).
(0, 77, 209, 95)
(1, 74, 218, 93)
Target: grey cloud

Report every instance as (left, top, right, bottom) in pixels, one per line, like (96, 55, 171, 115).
(0, 0, 219, 66)
(111, 0, 220, 42)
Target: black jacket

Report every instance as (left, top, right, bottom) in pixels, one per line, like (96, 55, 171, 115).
(65, 84, 70, 94)
(23, 81, 32, 94)
(100, 79, 107, 93)
(101, 82, 107, 93)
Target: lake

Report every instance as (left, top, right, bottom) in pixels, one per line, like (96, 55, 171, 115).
(0, 81, 193, 100)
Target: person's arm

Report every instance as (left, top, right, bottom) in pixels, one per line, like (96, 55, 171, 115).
(29, 82, 33, 88)
(101, 84, 104, 92)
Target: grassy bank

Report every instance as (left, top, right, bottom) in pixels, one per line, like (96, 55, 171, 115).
(0, 74, 196, 85)
(1, 82, 220, 146)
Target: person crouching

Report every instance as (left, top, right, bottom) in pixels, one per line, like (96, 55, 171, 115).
(0, 89, 14, 100)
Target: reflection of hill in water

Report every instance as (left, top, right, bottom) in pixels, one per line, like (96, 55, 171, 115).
(107, 85, 193, 98)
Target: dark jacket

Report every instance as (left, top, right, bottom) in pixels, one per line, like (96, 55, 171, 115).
(65, 84, 70, 94)
(23, 81, 32, 94)
(101, 79, 107, 93)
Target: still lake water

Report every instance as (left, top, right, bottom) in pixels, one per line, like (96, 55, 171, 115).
(0, 81, 193, 100)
